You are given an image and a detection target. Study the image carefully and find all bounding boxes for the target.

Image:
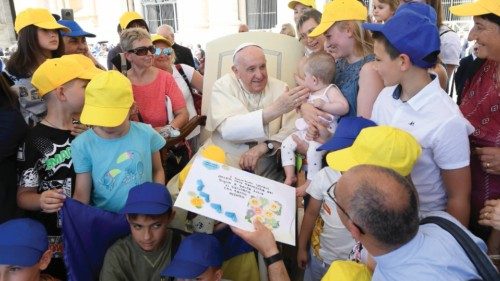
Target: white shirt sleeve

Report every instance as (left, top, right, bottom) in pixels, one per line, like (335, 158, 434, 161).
(439, 27, 461, 66)
(217, 109, 267, 143)
(432, 116, 472, 170)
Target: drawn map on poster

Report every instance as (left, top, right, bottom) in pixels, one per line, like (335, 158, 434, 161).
(175, 156, 296, 245)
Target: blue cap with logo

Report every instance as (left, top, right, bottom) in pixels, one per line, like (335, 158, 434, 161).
(58, 19, 96, 37)
(161, 233, 223, 278)
(120, 182, 173, 215)
(363, 9, 440, 68)
(0, 218, 48, 267)
(317, 117, 377, 152)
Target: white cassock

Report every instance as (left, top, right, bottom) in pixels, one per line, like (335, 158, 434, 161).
(204, 73, 297, 181)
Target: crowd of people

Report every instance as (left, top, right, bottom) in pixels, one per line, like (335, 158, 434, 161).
(0, 0, 499, 280)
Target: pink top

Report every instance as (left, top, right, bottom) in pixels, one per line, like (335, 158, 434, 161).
(132, 70, 186, 127)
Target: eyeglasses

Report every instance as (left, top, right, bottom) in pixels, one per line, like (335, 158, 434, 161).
(327, 182, 365, 234)
(154, 47, 173, 56)
(127, 45, 155, 56)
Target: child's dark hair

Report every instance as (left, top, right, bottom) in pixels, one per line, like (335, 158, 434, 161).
(479, 13, 500, 26)
(127, 209, 173, 220)
(372, 31, 401, 59)
(0, 73, 17, 109)
(6, 25, 64, 78)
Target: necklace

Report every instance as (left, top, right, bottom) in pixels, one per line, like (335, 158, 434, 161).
(237, 79, 263, 111)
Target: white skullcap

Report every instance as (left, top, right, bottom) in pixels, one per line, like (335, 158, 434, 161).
(232, 43, 262, 62)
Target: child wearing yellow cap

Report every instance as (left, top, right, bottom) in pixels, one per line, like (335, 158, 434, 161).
(4, 8, 69, 126)
(71, 71, 166, 213)
(17, 54, 102, 279)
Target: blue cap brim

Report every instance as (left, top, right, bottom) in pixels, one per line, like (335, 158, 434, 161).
(317, 137, 355, 152)
(362, 23, 384, 33)
(120, 202, 172, 215)
(0, 245, 43, 267)
(161, 259, 208, 278)
(62, 30, 96, 37)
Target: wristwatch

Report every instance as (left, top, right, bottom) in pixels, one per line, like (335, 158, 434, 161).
(264, 140, 274, 153)
(264, 252, 282, 267)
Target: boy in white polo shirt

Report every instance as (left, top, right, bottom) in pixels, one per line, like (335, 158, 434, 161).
(365, 6, 474, 226)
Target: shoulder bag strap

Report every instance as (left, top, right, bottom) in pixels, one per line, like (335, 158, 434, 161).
(420, 216, 500, 281)
(119, 53, 128, 76)
(175, 64, 194, 94)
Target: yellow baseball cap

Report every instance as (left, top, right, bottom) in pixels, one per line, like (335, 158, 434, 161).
(288, 0, 316, 9)
(119, 11, 144, 29)
(309, 0, 367, 37)
(322, 261, 372, 281)
(80, 71, 134, 127)
(326, 126, 422, 176)
(151, 34, 172, 46)
(449, 0, 500, 17)
(179, 145, 226, 187)
(32, 54, 103, 97)
(15, 8, 70, 34)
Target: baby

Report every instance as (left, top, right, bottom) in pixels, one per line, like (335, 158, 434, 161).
(281, 51, 348, 189)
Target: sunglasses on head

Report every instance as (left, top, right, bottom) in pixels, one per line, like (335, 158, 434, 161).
(127, 45, 155, 56)
(154, 47, 173, 56)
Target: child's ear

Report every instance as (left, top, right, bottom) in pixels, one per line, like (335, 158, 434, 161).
(214, 268, 223, 281)
(54, 86, 67, 101)
(399, 54, 412, 71)
(38, 249, 52, 271)
(312, 75, 319, 85)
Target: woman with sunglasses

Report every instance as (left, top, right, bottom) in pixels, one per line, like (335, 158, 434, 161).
(151, 34, 204, 151)
(120, 28, 189, 179)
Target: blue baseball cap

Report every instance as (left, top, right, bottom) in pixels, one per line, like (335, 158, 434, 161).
(58, 19, 96, 37)
(396, 2, 437, 24)
(161, 233, 223, 278)
(120, 182, 173, 215)
(363, 9, 440, 68)
(0, 218, 48, 267)
(317, 117, 377, 152)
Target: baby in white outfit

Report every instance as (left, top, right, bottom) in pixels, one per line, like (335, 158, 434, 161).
(281, 51, 348, 190)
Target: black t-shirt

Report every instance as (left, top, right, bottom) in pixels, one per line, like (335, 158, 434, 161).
(17, 123, 75, 279)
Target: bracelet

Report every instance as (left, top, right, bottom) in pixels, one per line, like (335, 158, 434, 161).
(264, 252, 282, 267)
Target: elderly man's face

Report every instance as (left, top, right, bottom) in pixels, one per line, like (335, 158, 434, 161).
(232, 47, 268, 93)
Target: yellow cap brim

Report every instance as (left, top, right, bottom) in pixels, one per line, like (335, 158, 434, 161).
(80, 105, 130, 127)
(449, 3, 491, 16)
(326, 149, 358, 173)
(309, 20, 334, 38)
(34, 21, 71, 33)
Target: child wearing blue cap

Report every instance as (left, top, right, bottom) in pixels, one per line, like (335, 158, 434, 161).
(297, 117, 376, 281)
(0, 218, 55, 281)
(100, 182, 176, 281)
(366, 8, 474, 226)
(162, 233, 225, 281)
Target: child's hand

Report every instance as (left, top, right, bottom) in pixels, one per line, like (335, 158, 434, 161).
(71, 122, 89, 136)
(312, 99, 325, 109)
(40, 189, 66, 213)
(297, 248, 309, 269)
(296, 185, 307, 197)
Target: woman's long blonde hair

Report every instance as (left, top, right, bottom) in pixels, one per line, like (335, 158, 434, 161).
(336, 20, 374, 57)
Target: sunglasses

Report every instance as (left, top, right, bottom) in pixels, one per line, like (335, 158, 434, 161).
(154, 47, 173, 56)
(327, 182, 365, 235)
(127, 45, 155, 56)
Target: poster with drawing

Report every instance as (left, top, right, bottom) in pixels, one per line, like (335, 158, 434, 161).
(174, 156, 296, 245)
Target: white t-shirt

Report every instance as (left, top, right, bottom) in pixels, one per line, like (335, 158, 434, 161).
(439, 25, 461, 66)
(306, 167, 355, 263)
(371, 77, 474, 215)
(172, 63, 199, 139)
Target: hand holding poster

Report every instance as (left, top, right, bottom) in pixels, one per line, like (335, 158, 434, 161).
(174, 156, 296, 245)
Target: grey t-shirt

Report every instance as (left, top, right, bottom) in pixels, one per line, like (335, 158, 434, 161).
(100, 233, 172, 281)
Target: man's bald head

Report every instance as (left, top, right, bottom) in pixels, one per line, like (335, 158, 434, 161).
(157, 25, 175, 42)
(231, 45, 268, 93)
(337, 165, 419, 248)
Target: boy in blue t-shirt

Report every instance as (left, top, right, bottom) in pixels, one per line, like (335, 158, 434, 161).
(72, 70, 166, 212)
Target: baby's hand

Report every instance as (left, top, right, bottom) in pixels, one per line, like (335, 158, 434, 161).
(312, 99, 324, 109)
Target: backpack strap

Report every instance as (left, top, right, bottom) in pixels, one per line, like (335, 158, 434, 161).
(440, 26, 455, 37)
(420, 216, 500, 281)
(175, 64, 194, 94)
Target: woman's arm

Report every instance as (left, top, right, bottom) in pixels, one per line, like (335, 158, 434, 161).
(190, 70, 204, 93)
(357, 62, 384, 118)
(170, 107, 189, 129)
